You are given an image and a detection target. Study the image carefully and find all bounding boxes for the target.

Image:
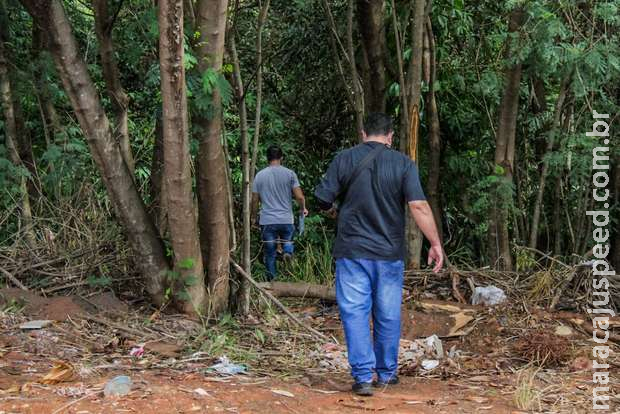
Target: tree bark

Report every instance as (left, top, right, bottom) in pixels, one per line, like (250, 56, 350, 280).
(424, 18, 443, 242)
(93, 0, 135, 175)
(149, 110, 167, 236)
(401, 0, 425, 269)
(528, 74, 570, 249)
(20, 0, 168, 304)
(195, 0, 230, 315)
(488, 9, 525, 270)
(229, 32, 251, 314)
(356, 0, 386, 113)
(159, 0, 207, 314)
(0, 31, 36, 245)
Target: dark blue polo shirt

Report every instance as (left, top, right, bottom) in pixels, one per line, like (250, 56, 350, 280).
(314, 141, 426, 261)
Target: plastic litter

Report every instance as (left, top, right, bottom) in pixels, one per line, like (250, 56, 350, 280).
(421, 359, 439, 370)
(298, 213, 305, 236)
(208, 356, 246, 375)
(19, 320, 53, 330)
(103, 375, 132, 397)
(424, 334, 444, 359)
(129, 346, 145, 358)
(471, 285, 507, 306)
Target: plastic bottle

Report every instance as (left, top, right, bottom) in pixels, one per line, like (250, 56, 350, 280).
(103, 375, 132, 397)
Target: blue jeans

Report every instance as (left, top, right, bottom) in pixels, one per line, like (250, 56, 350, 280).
(335, 258, 404, 384)
(262, 224, 295, 280)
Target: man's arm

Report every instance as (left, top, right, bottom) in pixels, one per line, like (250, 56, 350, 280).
(250, 192, 260, 226)
(408, 200, 443, 272)
(292, 187, 309, 216)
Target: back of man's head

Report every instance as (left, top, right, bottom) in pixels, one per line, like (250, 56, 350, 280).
(267, 145, 283, 162)
(363, 113, 393, 137)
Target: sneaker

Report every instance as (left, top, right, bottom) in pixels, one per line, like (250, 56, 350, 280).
(373, 376, 399, 387)
(352, 382, 373, 396)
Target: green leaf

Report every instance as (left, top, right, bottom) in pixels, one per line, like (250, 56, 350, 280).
(178, 257, 195, 270)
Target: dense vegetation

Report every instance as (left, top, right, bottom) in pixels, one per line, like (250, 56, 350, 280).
(0, 0, 618, 315)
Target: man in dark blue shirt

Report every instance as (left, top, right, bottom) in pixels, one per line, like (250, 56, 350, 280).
(315, 113, 443, 396)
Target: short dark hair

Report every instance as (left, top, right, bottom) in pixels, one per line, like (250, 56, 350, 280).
(266, 145, 283, 161)
(363, 113, 393, 137)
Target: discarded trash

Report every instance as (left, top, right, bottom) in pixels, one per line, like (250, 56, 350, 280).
(193, 387, 210, 397)
(271, 389, 295, 398)
(421, 359, 439, 370)
(129, 346, 145, 358)
(554, 325, 573, 337)
(19, 320, 53, 330)
(424, 335, 444, 359)
(40, 361, 75, 385)
(208, 356, 246, 375)
(104, 375, 132, 397)
(471, 285, 507, 306)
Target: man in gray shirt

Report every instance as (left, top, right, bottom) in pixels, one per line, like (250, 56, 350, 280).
(252, 145, 308, 280)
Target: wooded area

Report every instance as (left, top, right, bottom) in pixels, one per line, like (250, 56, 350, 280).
(0, 0, 619, 312)
(0, 0, 619, 412)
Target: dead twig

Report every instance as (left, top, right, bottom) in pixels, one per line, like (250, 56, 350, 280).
(0, 266, 28, 291)
(230, 259, 330, 342)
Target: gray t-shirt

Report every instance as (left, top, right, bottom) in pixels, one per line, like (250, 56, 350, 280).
(252, 165, 300, 225)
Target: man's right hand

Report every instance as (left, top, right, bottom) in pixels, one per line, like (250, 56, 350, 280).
(428, 244, 444, 273)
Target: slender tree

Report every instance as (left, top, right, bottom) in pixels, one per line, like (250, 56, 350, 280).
(195, 0, 230, 315)
(0, 24, 35, 245)
(93, 0, 135, 175)
(159, 0, 207, 314)
(356, 0, 386, 113)
(488, 9, 525, 270)
(20, 0, 168, 304)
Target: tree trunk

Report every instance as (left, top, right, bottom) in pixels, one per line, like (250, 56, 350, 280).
(20, 0, 168, 304)
(401, 0, 425, 269)
(488, 9, 524, 271)
(195, 0, 230, 315)
(528, 74, 570, 249)
(229, 32, 251, 314)
(149, 110, 167, 236)
(93, 0, 135, 175)
(356, 0, 386, 113)
(0, 32, 35, 245)
(159, 0, 207, 314)
(424, 18, 443, 242)
(322, 0, 364, 139)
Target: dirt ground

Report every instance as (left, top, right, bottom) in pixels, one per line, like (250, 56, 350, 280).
(0, 288, 614, 413)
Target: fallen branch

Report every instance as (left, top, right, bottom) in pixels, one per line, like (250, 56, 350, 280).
(230, 259, 330, 342)
(0, 265, 28, 291)
(257, 281, 336, 301)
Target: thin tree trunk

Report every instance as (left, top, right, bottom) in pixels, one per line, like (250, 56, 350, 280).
(402, 0, 425, 269)
(149, 111, 167, 236)
(195, 0, 230, 315)
(31, 25, 64, 176)
(552, 175, 562, 255)
(424, 18, 442, 242)
(0, 33, 35, 245)
(159, 0, 207, 314)
(488, 9, 525, 271)
(390, 0, 408, 131)
(249, 0, 270, 183)
(93, 0, 135, 175)
(528, 74, 570, 249)
(322, 0, 364, 139)
(20, 0, 168, 304)
(346, 0, 364, 139)
(356, 0, 386, 113)
(229, 32, 252, 314)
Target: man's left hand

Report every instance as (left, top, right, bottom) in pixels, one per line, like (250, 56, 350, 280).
(302, 208, 309, 217)
(428, 244, 444, 273)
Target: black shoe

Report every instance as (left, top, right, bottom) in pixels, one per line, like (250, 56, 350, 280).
(373, 376, 399, 387)
(352, 382, 373, 396)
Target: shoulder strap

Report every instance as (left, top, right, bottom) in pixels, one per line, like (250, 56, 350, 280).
(338, 144, 386, 200)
